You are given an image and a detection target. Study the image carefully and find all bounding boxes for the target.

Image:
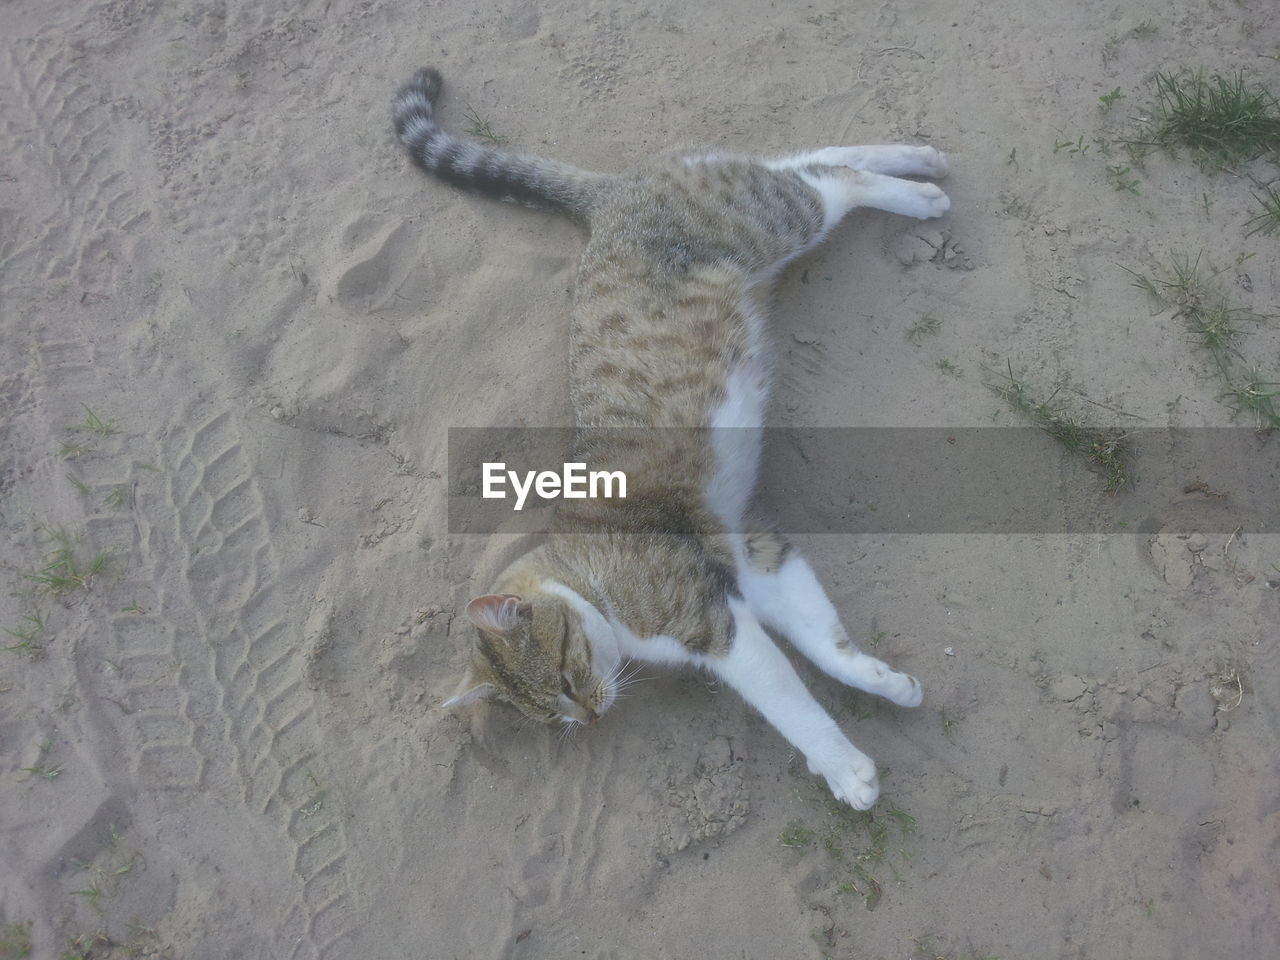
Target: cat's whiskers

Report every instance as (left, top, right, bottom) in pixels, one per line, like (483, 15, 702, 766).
(611, 664, 650, 695)
(621, 666, 648, 686)
(609, 681, 646, 701)
(605, 660, 647, 694)
(558, 717, 584, 743)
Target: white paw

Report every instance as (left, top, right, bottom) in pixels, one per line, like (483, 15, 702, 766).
(884, 672, 924, 708)
(913, 146, 950, 179)
(845, 653, 925, 707)
(819, 754, 880, 810)
(821, 145, 950, 178)
(900, 181, 950, 220)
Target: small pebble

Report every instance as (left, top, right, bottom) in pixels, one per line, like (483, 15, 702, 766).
(944, 647, 955, 656)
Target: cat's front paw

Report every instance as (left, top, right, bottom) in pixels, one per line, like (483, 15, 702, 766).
(884, 671, 924, 708)
(845, 653, 925, 707)
(811, 753, 880, 810)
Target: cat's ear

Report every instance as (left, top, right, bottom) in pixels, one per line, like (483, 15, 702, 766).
(441, 679, 497, 710)
(465, 594, 532, 637)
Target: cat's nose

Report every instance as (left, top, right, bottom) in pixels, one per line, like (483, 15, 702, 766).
(586, 708, 600, 725)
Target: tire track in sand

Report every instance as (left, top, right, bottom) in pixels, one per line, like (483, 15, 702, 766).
(158, 403, 360, 958)
(32, 332, 360, 957)
(2, 26, 151, 287)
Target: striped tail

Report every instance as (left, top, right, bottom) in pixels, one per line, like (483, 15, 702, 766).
(391, 68, 611, 221)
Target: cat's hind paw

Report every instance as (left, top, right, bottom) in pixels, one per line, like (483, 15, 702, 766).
(853, 173, 951, 220)
(913, 146, 949, 179)
(898, 181, 950, 220)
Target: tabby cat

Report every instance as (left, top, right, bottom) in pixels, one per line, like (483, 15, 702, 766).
(393, 68, 949, 809)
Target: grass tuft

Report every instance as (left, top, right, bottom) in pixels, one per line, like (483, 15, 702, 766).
(58, 406, 122, 461)
(80, 404, 119, 437)
(784, 780, 919, 911)
(1053, 134, 1091, 156)
(990, 362, 1131, 492)
(19, 739, 63, 781)
(1105, 164, 1140, 194)
(1124, 254, 1277, 428)
(25, 528, 113, 597)
(0, 921, 32, 958)
(5, 610, 49, 656)
(1245, 181, 1280, 236)
(104, 485, 131, 510)
(1136, 71, 1280, 167)
(779, 820, 816, 847)
(906, 314, 942, 343)
(67, 826, 142, 920)
(463, 104, 509, 145)
(1220, 374, 1280, 428)
(941, 710, 962, 740)
(936, 358, 963, 378)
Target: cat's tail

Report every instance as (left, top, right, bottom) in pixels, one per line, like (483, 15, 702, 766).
(391, 68, 613, 221)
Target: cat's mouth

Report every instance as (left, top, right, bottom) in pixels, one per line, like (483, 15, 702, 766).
(556, 694, 604, 725)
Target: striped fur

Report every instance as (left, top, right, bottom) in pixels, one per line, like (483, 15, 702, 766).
(391, 68, 614, 220)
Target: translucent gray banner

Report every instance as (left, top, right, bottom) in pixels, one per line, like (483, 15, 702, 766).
(447, 427, 1279, 534)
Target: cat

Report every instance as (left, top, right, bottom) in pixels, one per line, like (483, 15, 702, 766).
(392, 67, 949, 809)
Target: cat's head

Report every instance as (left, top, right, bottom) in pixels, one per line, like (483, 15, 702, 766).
(444, 592, 616, 725)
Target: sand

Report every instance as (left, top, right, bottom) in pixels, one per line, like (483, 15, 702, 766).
(2, 1, 1277, 958)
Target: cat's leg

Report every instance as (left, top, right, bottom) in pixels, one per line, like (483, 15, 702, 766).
(735, 535, 923, 707)
(817, 167, 949, 224)
(767, 145, 949, 179)
(709, 597, 882, 809)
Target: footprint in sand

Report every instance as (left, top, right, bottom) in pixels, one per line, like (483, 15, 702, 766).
(329, 216, 417, 314)
(1148, 532, 1198, 589)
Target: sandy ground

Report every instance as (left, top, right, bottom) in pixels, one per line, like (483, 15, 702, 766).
(2, 1, 1278, 958)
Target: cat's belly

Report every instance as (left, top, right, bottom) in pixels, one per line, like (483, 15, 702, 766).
(705, 358, 767, 528)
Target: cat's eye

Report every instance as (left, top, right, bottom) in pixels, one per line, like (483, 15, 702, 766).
(560, 674, 574, 696)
